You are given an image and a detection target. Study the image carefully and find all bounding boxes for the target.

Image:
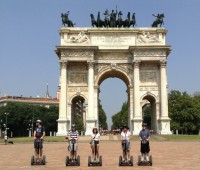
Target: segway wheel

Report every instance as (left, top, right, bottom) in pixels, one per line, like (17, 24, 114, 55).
(77, 155, 80, 166)
(88, 156, 91, 167)
(42, 155, 46, 165)
(149, 155, 153, 166)
(119, 155, 122, 166)
(66, 156, 69, 166)
(130, 156, 133, 166)
(31, 155, 34, 165)
(138, 155, 141, 166)
(99, 155, 102, 166)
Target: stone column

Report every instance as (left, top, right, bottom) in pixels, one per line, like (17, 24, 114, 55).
(88, 61, 94, 118)
(160, 60, 168, 117)
(57, 61, 68, 136)
(159, 60, 171, 134)
(156, 102, 161, 134)
(85, 61, 96, 135)
(129, 86, 134, 133)
(94, 85, 99, 123)
(132, 60, 142, 135)
(133, 60, 140, 117)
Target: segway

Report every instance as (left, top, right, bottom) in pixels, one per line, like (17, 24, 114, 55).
(88, 140, 102, 166)
(138, 139, 152, 166)
(31, 139, 46, 165)
(119, 140, 133, 166)
(66, 138, 80, 166)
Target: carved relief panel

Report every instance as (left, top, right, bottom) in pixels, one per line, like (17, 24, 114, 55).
(68, 62, 88, 85)
(69, 73, 87, 84)
(140, 62, 159, 85)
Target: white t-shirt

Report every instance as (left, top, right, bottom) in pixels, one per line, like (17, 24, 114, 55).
(121, 131, 131, 141)
(91, 133, 100, 141)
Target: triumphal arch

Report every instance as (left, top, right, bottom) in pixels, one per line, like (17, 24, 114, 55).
(55, 27, 171, 135)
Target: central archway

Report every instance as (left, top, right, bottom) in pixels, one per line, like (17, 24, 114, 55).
(98, 71, 128, 129)
(95, 69, 132, 131)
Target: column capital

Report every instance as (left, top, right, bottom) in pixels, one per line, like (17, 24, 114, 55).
(87, 60, 95, 68)
(160, 60, 167, 68)
(60, 60, 68, 69)
(132, 60, 140, 68)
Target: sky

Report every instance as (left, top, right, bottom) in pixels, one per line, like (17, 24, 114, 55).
(1, 0, 200, 128)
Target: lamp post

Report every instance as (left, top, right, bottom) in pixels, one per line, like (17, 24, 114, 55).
(31, 113, 34, 135)
(4, 113, 9, 136)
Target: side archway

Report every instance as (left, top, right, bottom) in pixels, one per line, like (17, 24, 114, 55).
(69, 95, 87, 132)
(141, 93, 158, 133)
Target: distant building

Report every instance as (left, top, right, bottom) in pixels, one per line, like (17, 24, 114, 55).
(0, 83, 60, 107)
(0, 96, 59, 108)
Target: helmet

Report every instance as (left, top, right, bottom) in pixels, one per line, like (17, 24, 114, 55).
(36, 119, 42, 123)
(71, 124, 76, 128)
(142, 122, 147, 127)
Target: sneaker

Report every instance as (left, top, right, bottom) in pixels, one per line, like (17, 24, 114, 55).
(122, 159, 126, 163)
(146, 156, 149, 161)
(141, 156, 144, 162)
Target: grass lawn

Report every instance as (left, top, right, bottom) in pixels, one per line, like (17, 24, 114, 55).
(0, 136, 66, 144)
(0, 134, 200, 144)
(160, 134, 200, 141)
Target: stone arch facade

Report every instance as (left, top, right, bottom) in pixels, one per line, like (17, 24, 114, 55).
(55, 27, 172, 135)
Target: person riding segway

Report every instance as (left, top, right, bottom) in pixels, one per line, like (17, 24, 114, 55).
(65, 124, 80, 166)
(31, 119, 46, 165)
(138, 122, 152, 166)
(88, 127, 102, 166)
(119, 125, 133, 166)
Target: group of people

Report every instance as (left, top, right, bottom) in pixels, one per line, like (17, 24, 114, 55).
(66, 122, 151, 163)
(32, 120, 150, 163)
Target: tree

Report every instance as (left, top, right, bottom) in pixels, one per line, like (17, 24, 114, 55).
(0, 102, 58, 137)
(98, 99, 108, 129)
(111, 101, 128, 130)
(168, 90, 200, 134)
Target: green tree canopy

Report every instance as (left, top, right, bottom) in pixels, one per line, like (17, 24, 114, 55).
(98, 99, 108, 130)
(0, 102, 58, 137)
(111, 101, 128, 130)
(168, 90, 200, 134)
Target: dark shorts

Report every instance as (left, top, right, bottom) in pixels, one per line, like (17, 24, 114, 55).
(140, 141, 150, 153)
(91, 140, 99, 145)
(34, 139, 43, 149)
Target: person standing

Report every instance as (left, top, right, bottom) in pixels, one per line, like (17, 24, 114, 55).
(90, 127, 100, 161)
(33, 119, 45, 160)
(68, 124, 79, 160)
(139, 122, 150, 161)
(121, 125, 131, 162)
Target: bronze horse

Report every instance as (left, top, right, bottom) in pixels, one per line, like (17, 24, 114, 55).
(116, 11, 123, 27)
(96, 11, 104, 27)
(61, 13, 74, 27)
(152, 13, 164, 27)
(90, 14, 97, 27)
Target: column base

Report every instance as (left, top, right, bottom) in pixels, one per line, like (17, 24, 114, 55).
(84, 119, 97, 135)
(160, 130, 172, 135)
(56, 119, 70, 136)
(158, 117, 172, 135)
(131, 117, 143, 135)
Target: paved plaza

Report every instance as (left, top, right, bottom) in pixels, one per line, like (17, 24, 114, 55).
(0, 136, 200, 170)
